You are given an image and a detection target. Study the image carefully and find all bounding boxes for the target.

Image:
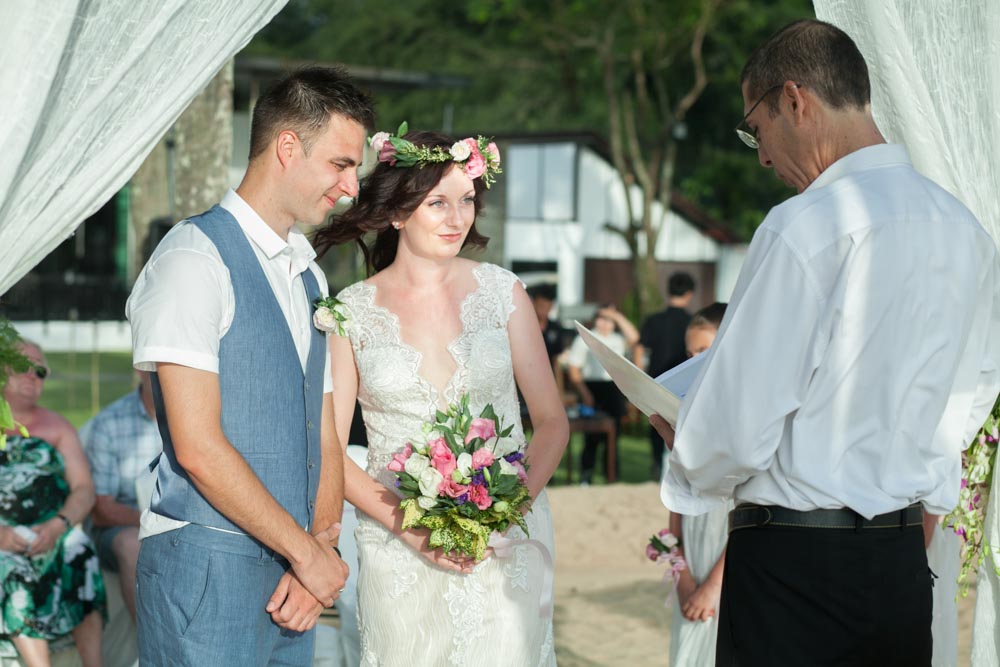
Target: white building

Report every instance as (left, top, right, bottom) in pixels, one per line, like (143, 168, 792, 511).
(488, 134, 747, 313)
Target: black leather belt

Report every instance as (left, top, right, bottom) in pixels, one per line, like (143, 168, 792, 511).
(728, 503, 923, 533)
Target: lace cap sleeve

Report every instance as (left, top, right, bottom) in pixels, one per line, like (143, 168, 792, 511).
(479, 263, 525, 323)
(334, 281, 368, 343)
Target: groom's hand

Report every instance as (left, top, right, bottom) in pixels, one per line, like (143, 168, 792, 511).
(289, 523, 350, 608)
(649, 414, 676, 451)
(266, 572, 324, 632)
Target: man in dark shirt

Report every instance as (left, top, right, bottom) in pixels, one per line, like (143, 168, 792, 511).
(528, 283, 567, 365)
(636, 272, 695, 477)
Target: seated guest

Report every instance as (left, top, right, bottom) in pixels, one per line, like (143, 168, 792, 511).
(1, 340, 106, 667)
(81, 370, 161, 624)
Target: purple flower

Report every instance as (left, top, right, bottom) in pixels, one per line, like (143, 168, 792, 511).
(472, 471, 486, 486)
(456, 493, 468, 505)
(504, 452, 524, 463)
(394, 479, 401, 488)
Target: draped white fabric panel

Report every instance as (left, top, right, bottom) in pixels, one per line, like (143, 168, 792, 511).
(0, 0, 288, 294)
(812, 3, 1000, 665)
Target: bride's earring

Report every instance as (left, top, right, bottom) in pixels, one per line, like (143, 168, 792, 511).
(392, 221, 402, 230)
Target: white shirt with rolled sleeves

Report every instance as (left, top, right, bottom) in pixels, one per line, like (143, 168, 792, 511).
(126, 188, 334, 538)
(660, 144, 1000, 519)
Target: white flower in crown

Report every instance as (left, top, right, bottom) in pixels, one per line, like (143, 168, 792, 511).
(312, 296, 350, 336)
(370, 131, 391, 154)
(449, 140, 471, 161)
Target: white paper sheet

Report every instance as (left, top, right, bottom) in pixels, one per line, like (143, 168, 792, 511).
(573, 321, 704, 426)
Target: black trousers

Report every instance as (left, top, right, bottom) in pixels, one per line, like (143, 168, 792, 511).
(716, 520, 932, 667)
(580, 380, 624, 477)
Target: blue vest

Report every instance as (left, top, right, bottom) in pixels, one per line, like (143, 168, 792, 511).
(149, 205, 325, 532)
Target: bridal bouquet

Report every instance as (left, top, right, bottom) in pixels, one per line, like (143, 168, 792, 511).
(388, 394, 531, 560)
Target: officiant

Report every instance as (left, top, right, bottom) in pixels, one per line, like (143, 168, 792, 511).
(651, 19, 1000, 666)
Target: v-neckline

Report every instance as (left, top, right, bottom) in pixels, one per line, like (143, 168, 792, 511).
(364, 264, 486, 410)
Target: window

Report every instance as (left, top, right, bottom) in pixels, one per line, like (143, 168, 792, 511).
(506, 143, 577, 221)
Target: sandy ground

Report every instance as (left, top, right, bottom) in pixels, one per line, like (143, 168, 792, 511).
(548, 482, 976, 667)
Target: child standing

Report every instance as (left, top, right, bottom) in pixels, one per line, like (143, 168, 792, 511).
(666, 303, 729, 666)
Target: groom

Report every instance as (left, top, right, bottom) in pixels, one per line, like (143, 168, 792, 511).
(653, 19, 1000, 666)
(127, 66, 373, 665)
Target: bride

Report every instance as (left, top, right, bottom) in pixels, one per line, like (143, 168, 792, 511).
(313, 129, 569, 666)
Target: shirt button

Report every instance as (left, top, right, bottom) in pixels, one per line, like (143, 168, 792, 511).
(304, 381, 310, 391)
(308, 460, 315, 469)
(309, 500, 315, 509)
(307, 421, 314, 429)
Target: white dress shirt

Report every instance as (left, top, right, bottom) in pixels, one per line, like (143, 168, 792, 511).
(126, 189, 333, 537)
(661, 144, 1000, 518)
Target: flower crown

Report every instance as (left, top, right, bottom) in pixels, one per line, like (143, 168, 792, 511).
(369, 122, 502, 189)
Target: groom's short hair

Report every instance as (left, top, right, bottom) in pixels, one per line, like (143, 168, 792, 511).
(248, 65, 375, 160)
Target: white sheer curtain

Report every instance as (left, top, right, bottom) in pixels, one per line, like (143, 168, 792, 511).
(813, 3, 1000, 666)
(0, 0, 288, 294)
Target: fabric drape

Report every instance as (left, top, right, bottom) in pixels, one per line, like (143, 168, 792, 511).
(0, 0, 288, 294)
(812, 3, 1000, 666)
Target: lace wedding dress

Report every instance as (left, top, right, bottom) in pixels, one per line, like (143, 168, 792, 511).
(337, 263, 556, 667)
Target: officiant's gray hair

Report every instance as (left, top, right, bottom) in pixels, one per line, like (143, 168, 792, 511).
(248, 65, 375, 159)
(741, 19, 871, 114)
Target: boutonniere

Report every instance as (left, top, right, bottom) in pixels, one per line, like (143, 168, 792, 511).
(313, 296, 350, 337)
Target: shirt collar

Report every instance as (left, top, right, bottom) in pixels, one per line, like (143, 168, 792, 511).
(806, 144, 911, 193)
(219, 190, 318, 270)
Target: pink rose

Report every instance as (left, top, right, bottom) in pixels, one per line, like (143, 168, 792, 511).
(486, 142, 501, 165)
(428, 438, 457, 477)
(464, 418, 497, 444)
(468, 483, 493, 510)
(513, 461, 528, 484)
(378, 141, 397, 165)
(462, 139, 486, 179)
(438, 478, 469, 499)
(471, 448, 495, 470)
(388, 443, 413, 473)
(645, 543, 660, 561)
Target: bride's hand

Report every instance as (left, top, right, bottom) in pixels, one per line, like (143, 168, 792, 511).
(398, 528, 475, 574)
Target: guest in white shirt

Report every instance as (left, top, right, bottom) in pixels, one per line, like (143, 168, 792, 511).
(651, 19, 1000, 667)
(567, 305, 639, 484)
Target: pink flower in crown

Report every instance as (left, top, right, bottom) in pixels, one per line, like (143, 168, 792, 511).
(462, 139, 486, 179)
(388, 443, 413, 473)
(439, 477, 469, 499)
(468, 483, 493, 510)
(465, 418, 497, 444)
(471, 448, 495, 470)
(378, 141, 397, 165)
(486, 142, 501, 165)
(428, 438, 457, 477)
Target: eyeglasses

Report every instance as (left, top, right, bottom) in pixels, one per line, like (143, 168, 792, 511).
(734, 83, 800, 149)
(24, 365, 49, 380)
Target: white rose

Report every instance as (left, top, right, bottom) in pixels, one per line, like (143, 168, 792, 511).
(661, 533, 679, 549)
(313, 307, 338, 332)
(418, 467, 444, 498)
(498, 457, 517, 477)
(456, 452, 473, 477)
(491, 437, 519, 458)
(404, 453, 430, 477)
(417, 496, 438, 510)
(449, 140, 471, 161)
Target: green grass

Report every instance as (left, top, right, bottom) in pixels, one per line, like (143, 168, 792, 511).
(39, 352, 136, 428)
(37, 352, 659, 485)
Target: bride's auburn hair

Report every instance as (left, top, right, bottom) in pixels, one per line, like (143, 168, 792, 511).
(313, 130, 489, 274)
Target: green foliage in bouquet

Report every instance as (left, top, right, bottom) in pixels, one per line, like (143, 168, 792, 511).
(392, 394, 533, 561)
(0, 317, 32, 450)
(945, 392, 1000, 596)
